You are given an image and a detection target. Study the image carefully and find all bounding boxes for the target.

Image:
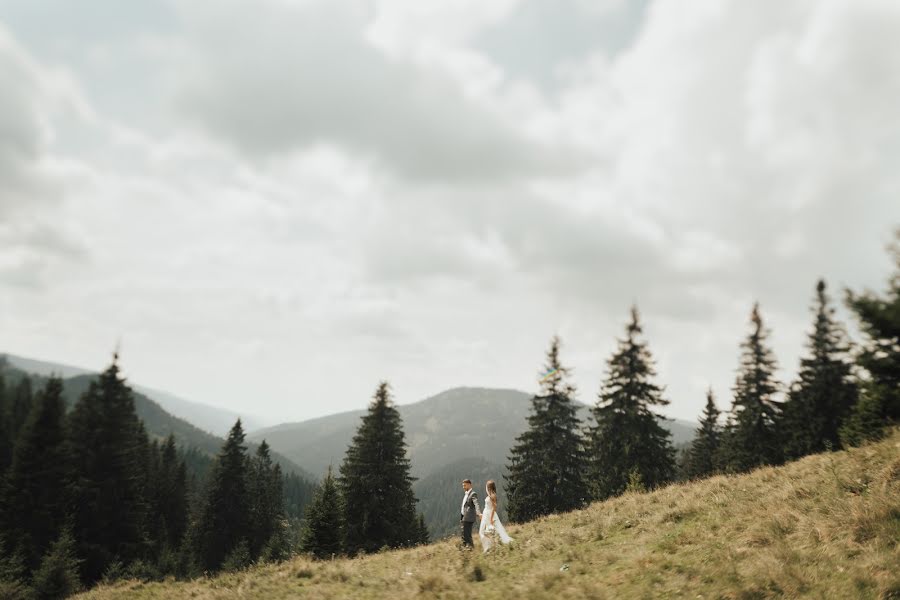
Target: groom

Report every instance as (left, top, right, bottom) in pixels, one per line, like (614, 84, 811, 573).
(460, 478, 482, 548)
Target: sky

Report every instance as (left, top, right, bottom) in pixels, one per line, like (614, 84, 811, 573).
(1, 0, 898, 426)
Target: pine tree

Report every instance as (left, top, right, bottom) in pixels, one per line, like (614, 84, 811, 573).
(0, 377, 69, 575)
(248, 441, 285, 560)
(8, 377, 33, 444)
(147, 435, 188, 557)
(586, 309, 676, 500)
(414, 513, 430, 546)
(781, 280, 858, 459)
(339, 382, 419, 555)
(841, 231, 900, 444)
(300, 466, 344, 559)
(31, 528, 82, 600)
(193, 419, 252, 572)
(721, 303, 783, 472)
(66, 356, 150, 583)
(506, 336, 589, 523)
(684, 389, 721, 479)
(0, 372, 10, 475)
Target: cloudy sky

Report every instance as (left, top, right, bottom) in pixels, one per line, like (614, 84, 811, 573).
(1, 0, 898, 426)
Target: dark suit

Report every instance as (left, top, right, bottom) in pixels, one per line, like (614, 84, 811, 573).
(460, 490, 480, 548)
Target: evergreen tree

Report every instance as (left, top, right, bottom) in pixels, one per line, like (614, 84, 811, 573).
(0, 377, 69, 575)
(414, 513, 430, 546)
(721, 303, 783, 472)
(684, 389, 721, 479)
(248, 440, 285, 560)
(0, 372, 10, 475)
(506, 336, 589, 523)
(586, 308, 676, 500)
(282, 471, 316, 520)
(841, 231, 900, 443)
(8, 377, 33, 444)
(67, 356, 150, 583)
(339, 382, 419, 555)
(31, 528, 82, 600)
(193, 419, 251, 572)
(781, 280, 858, 459)
(300, 466, 344, 559)
(147, 436, 188, 557)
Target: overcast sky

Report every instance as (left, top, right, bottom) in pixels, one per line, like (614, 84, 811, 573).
(1, 0, 898, 426)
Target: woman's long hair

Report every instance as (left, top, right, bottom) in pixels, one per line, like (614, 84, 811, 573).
(486, 480, 498, 511)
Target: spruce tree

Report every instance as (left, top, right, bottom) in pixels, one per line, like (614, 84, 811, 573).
(414, 513, 429, 546)
(684, 389, 721, 479)
(0, 372, 10, 475)
(721, 303, 783, 472)
(339, 382, 419, 555)
(300, 466, 344, 559)
(31, 528, 82, 600)
(0, 377, 69, 575)
(248, 441, 285, 560)
(841, 231, 900, 444)
(147, 436, 188, 556)
(506, 336, 589, 523)
(193, 419, 252, 572)
(66, 356, 150, 583)
(8, 378, 33, 444)
(781, 280, 858, 459)
(586, 308, 676, 500)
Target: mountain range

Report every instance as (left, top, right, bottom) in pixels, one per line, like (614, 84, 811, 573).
(1, 353, 270, 435)
(0, 353, 309, 481)
(4, 353, 697, 538)
(248, 386, 698, 479)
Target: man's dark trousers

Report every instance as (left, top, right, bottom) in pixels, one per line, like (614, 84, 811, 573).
(461, 518, 474, 548)
(460, 490, 478, 548)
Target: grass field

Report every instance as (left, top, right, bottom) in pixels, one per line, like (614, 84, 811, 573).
(79, 429, 900, 599)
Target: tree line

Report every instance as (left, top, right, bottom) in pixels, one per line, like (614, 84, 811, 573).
(504, 235, 899, 523)
(0, 358, 292, 599)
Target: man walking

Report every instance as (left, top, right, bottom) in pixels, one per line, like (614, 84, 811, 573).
(460, 478, 482, 548)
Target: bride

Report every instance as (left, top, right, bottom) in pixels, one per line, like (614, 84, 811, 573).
(479, 479, 513, 553)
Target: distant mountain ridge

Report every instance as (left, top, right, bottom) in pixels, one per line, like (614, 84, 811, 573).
(250, 386, 698, 479)
(1, 353, 270, 436)
(0, 354, 311, 481)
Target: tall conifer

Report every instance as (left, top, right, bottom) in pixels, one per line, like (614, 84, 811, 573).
(506, 337, 589, 522)
(781, 280, 858, 458)
(147, 435, 188, 555)
(586, 308, 676, 500)
(721, 304, 782, 472)
(8, 378, 33, 444)
(248, 441, 285, 559)
(339, 382, 418, 555)
(0, 377, 69, 575)
(193, 419, 251, 572)
(67, 357, 149, 583)
(300, 466, 344, 559)
(684, 389, 721, 479)
(0, 372, 10, 475)
(841, 232, 900, 444)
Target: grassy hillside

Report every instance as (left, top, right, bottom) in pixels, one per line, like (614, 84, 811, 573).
(79, 430, 900, 599)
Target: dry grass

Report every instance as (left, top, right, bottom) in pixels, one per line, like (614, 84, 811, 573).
(79, 429, 900, 599)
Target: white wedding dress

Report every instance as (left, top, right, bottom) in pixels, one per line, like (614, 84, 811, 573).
(478, 495, 513, 553)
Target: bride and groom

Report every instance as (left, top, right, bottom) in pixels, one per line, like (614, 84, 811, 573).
(460, 478, 513, 552)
